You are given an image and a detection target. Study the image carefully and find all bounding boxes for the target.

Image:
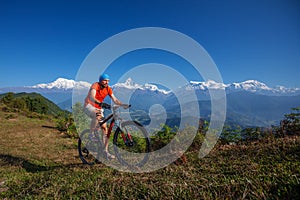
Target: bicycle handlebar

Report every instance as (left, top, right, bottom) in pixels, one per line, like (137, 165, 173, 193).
(98, 102, 131, 110)
(98, 102, 111, 109)
(113, 104, 131, 110)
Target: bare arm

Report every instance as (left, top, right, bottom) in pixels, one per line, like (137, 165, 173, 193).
(110, 93, 123, 105)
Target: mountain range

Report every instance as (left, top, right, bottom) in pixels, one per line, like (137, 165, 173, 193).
(1, 78, 299, 128)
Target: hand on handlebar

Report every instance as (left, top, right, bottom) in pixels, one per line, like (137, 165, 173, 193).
(97, 102, 130, 110)
(121, 104, 131, 109)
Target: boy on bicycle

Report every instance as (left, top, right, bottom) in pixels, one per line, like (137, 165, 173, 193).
(84, 73, 127, 159)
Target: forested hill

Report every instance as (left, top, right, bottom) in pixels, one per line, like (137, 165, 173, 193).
(0, 92, 69, 116)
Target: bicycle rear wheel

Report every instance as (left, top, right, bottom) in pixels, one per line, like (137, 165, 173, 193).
(78, 129, 102, 165)
(113, 121, 151, 168)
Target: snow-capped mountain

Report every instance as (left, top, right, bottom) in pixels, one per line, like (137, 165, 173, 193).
(188, 79, 300, 96)
(227, 80, 300, 95)
(29, 78, 91, 90)
(26, 77, 170, 94)
(188, 80, 227, 90)
(10, 77, 298, 97)
(228, 80, 271, 91)
(113, 78, 170, 94)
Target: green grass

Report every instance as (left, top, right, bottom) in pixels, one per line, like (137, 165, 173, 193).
(0, 110, 299, 199)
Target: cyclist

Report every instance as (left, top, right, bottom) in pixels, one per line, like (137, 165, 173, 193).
(84, 73, 127, 159)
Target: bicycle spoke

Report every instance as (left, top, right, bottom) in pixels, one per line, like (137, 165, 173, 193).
(113, 121, 150, 168)
(78, 129, 102, 165)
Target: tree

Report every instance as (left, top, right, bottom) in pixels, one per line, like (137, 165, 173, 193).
(0, 92, 14, 106)
(12, 98, 27, 110)
(281, 106, 300, 135)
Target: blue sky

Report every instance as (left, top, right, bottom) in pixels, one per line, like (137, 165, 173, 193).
(0, 0, 299, 88)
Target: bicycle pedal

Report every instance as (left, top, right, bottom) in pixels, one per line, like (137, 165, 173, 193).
(82, 147, 89, 154)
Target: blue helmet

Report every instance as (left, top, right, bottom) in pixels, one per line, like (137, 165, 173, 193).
(99, 73, 110, 82)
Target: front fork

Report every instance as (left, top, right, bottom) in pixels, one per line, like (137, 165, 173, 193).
(120, 128, 134, 147)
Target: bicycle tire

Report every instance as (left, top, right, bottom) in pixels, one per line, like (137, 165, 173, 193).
(78, 129, 102, 165)
(113, 121, 151, 168)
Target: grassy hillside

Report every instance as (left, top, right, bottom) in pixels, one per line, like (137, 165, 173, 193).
(0, 108, 299, 199)
(0, 92, 69, 117)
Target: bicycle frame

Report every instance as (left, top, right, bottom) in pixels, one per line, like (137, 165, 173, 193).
(97, 107, 133, 146)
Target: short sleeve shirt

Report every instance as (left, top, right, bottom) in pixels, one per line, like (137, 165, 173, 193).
(84, 82, 113, 109)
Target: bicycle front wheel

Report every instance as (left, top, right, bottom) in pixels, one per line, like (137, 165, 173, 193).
(113, 121, 150, 168)
(78, 129, 101, 165)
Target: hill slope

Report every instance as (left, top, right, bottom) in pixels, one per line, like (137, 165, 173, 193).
(0, 108, 299, 199)
(0, 92, 69, 116)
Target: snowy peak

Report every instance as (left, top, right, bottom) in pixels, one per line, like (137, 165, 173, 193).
(113, 78, 170, 94)
(188, 79, 300, 96)
(229, 80, 271, 91)
(189, 80, 227, 90)
(114, 78, 141, 89)
(30, 78, 91, 90)
(21, 77, 300, 96)
(227, 80, 300, 95)
(124, 77, 135, 86)
(28, 77, 170, 94)
(189, 79, 270, 91)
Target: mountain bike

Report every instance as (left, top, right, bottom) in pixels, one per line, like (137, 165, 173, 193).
(78, 103, 151, 169)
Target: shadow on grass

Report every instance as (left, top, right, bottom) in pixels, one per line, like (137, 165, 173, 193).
(41, 125, 75, 139)
(42, 125, 58, 130)
(0, 154, 85, 173)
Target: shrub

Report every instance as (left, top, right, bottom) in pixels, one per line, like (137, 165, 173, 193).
(220, 125, 242, 144)
(281, 106, 300, 135)
(55, 113, 78, 138)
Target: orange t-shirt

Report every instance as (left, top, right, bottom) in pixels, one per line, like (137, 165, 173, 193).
(84, 82, 113, 109)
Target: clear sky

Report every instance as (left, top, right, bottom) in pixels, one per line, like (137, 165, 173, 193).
(0, 0, 299, 88)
